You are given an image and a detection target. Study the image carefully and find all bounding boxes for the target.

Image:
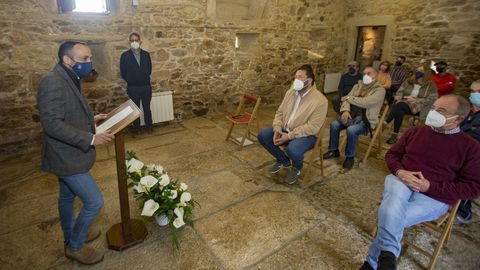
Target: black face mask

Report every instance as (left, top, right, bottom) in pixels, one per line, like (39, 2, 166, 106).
(395, 61, 402, 66)
(348, 67, 356, 74)
(436, 67, 445, 73)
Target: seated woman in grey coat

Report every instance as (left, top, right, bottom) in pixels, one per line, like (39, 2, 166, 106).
(384, 62, 438, 144)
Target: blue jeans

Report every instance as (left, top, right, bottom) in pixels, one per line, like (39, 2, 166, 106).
(58, 172, 104, 251)
(257, 127, 316, 170)
(366, 175, 448, 269)
(328, 119, 367, 157)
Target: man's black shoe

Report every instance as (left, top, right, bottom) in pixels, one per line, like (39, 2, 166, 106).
(343, 157, 355, 170)
(359, 261, 374, 270)
(323, 150, 340, 160)
(378, 251, 396, 270)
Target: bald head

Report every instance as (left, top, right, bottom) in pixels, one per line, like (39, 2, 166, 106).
(363, 67, 378, 80)
(431, 95, 469, 130)
(471, 79, 480, 91)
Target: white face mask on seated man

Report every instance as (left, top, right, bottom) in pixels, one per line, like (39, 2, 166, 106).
(425, 110, 458, 128)
(293, 78, 308, 91)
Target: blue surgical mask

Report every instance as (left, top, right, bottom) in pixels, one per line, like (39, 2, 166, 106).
(415, 71, 424, 79)
(72, 61, 93, 78)
(470, 92, 480, 106)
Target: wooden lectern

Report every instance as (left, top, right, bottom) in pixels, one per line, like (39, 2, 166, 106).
(97, 99, 148, 251)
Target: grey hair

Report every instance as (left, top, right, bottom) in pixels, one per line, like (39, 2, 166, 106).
(471, 79, 480, 88)
(364, 66, 378, 77)
(454, 95, 471, 118)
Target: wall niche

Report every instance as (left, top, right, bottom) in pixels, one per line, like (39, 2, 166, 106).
(235, 33, 260, 54)
(208, 0, 271, 21)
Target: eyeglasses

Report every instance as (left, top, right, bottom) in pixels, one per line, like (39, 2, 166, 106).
(430, 105, 455, 117)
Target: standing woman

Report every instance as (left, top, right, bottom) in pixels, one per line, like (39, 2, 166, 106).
(384, 61, 438, 144)
(377, 61, 392, 91)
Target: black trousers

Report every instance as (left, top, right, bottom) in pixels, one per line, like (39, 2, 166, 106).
(386, 85, 399, 104)
(127, 85, 153, 129)
(385, 101, 413, 133)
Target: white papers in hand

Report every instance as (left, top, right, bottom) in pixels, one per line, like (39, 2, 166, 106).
(96, 106, 134, 134)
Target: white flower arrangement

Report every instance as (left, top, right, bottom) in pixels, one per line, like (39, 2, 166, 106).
(125, 151, 197, 248)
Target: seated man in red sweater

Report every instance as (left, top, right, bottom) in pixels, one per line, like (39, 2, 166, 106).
(432, 61, 456, 97)
(360, 95, 480, 270)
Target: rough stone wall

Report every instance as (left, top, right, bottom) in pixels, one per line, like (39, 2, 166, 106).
(0, 0, 347, 159)
(346, 0, 480, 94)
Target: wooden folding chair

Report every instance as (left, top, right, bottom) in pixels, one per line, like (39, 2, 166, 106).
(225, 93, 261, 149)
(371, 200, 460, 270)
(362, 104, 389, 163)
(339, 104, 389, 163)
(401, 200, 461, 270)
(302, 119, 329, 182)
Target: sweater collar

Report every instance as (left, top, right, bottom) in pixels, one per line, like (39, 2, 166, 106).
(431, 126, 461, 134)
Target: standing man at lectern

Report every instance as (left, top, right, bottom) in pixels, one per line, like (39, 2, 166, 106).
(120, 32, 154, 134)
(37, 41, 113, 265)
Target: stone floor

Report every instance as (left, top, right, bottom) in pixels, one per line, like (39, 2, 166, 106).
(1, 103, 479, 270)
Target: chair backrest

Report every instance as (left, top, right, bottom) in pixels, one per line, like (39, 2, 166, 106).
(243, 93, 259, 103)
(235, 93, 261, 116)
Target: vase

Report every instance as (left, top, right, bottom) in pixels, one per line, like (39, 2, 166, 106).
(155, 214, 169, 226)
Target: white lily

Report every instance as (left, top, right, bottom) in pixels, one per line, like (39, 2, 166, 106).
(180, 192, 192, 203)
(133, 183, 146, 193)
(141, 199, 159, 216)
(126, 158, 144, 174)
(174, 207, 184, 219)
(140, 175, 158, 190)
(146, 163, 164, 174)
(180, 182, 188, 191)
(176, 202, 187, 208)
(173, 217, 185, 228)
(154, 164, 164, 173)
(169, 189, 178, 199)
(159, 174, 170, 186)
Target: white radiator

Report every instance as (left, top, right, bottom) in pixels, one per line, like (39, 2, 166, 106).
(140, 91, 174, 125)
(323, 73, 342, 94)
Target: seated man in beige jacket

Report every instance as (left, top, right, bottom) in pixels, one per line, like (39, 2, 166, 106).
(323, 67, 385, 170)
(258, 65, 328, 184)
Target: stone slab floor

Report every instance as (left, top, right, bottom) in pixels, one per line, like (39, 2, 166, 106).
(1, 102, 479, 270)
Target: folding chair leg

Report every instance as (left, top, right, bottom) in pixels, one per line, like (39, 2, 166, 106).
(238, 126, 250, 150)
(226, 123, 235, 141)
(363, 129, 380, 163)
(302, 150, 315, 181)
(319, 148, 324, 177)
(427, 228, 450, 270)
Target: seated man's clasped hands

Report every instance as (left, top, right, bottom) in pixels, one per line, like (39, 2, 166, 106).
(258, 65, 328, 185)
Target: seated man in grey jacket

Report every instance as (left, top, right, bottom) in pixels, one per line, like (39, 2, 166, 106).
(323, 67, 386, 170)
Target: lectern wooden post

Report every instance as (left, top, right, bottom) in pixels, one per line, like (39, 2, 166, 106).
(98, 99, 147, 251)
(106, 130, 148, 250)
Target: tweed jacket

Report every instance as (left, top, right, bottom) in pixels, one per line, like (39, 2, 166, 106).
(37, 64, 96, 176)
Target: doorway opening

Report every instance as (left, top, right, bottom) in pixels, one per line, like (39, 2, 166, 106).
(355, 26, 386, 69)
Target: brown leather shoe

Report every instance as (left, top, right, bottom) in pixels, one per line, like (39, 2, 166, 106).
(65, 244, 104, 265)
(86, 226, 101, 243)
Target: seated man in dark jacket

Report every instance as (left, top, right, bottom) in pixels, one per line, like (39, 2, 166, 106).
(332, 61, 363, 114)
(456, 79, 480, 224)
(360, 95, 480, 270)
